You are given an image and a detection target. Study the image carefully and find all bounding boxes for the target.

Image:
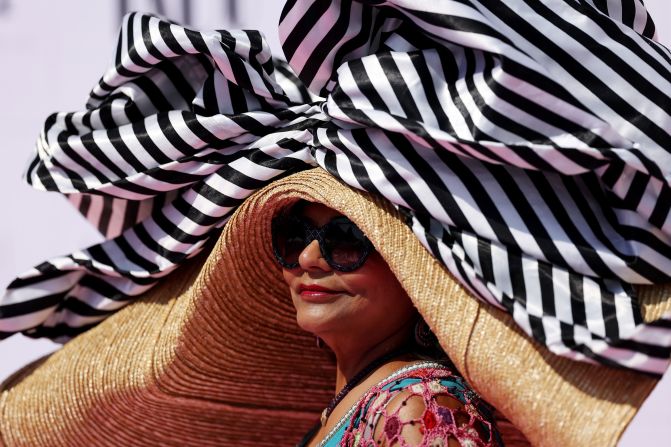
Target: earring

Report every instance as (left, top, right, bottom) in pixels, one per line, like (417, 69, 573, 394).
(414, 318, 437, 349)
(316, 336, 324, 349)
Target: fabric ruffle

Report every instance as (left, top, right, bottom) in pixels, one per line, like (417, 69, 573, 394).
(1, 0, 670, 375)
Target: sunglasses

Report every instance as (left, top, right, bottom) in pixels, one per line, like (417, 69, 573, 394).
(271, 214, 374, 272)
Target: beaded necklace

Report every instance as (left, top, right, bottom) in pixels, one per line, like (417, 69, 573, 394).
(296, 347, 411, 447)
(320, 347, 410, 426)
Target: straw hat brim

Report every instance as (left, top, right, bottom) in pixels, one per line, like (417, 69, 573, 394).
(1, 168, 668, 446)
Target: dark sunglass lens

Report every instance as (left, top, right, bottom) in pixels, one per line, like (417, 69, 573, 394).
(324, 220, 367, 266)
(273, 218, 307, 265)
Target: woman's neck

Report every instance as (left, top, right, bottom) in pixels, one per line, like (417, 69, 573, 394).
(328, 319, 415, 393)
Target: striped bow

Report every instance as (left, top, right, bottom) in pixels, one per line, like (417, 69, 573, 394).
(2, 0, 671, 376)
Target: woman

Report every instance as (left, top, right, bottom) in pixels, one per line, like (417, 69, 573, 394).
(273, 201, 502, 446)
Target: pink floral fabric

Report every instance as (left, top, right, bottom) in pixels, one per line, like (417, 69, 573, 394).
(339, 365, 502, 447)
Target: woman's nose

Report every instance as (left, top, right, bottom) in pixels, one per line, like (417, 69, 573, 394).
(298, 240, 332, 271)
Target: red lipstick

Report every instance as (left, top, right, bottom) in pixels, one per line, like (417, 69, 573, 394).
(298, 284, 341, 299)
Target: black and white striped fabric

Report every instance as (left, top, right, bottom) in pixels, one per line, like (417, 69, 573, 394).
(1, 0, 670, 376)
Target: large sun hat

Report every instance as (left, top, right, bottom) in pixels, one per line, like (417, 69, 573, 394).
(1, 169, 668, 446)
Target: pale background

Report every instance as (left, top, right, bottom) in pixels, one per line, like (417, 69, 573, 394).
(0, 1, 668, 444)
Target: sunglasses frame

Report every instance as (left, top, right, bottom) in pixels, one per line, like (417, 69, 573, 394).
(271, 214, 374, 272)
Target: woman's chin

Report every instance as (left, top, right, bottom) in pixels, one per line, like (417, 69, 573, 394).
(294, 306, 352, 336)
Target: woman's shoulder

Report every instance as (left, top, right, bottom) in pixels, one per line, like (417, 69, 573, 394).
(340, 361, 503, 447)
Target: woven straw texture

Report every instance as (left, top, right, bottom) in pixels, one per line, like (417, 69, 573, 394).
(1, 169, 668, 446)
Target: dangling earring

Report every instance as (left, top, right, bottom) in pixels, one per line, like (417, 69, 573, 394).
(316, 336, 324, 349)
(414, 318, 437, 349)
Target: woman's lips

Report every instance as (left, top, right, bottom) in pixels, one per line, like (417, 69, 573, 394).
(297, 284, 343, 300)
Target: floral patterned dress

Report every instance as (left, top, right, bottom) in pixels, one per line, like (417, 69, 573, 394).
(313, 361, 503, 447)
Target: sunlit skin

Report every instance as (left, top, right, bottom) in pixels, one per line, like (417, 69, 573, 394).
(281, 203, 426, 445)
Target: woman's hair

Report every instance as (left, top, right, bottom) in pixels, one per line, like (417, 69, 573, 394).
(412, 316, 452, 363)
(278, 199, 309, 218)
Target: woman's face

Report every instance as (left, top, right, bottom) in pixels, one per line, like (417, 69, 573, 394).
(280, 203, 416, 345)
